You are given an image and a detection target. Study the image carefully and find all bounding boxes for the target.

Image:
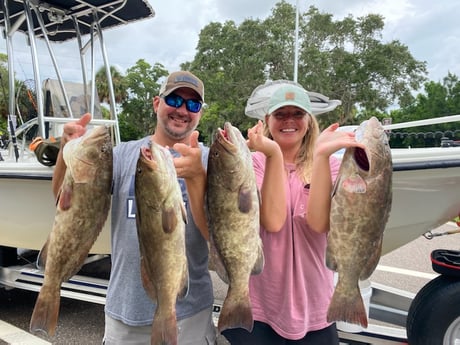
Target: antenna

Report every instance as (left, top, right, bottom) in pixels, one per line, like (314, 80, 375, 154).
(294, 0, 299, 82)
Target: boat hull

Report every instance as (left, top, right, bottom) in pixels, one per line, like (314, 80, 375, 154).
(0, 147, 459, 256)
(0, 162, 111, 254)
(383, 165, 460, 255)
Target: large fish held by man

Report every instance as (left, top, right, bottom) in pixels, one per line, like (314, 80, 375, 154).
(135, 140, 188, 345)
(206, 122, 264, 333)
(326, 116, 392, 328)
(30, 125, 113, 335)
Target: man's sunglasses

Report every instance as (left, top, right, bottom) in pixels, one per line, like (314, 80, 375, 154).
(161, 93, 202, 113)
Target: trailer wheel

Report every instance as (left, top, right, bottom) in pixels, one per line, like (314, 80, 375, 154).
(406, 275, 460, 345)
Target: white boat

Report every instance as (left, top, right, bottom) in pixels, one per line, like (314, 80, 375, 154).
(0, 1, 458, 259)
(0, 2, 459, 343)
(0, 0, 155, 255)
(385, 144, 460, 254)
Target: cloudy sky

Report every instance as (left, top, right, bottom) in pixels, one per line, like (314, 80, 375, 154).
(2, 0, 460, 86)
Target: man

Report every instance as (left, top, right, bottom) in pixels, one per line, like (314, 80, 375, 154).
(52, 71, 216, 344)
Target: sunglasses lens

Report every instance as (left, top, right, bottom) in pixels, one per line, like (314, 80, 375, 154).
(164, 94, 184, 108)
(164, 94, 202, 113)
(186, 100, 202, 113)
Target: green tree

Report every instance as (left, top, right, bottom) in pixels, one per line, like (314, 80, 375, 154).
(95, 65, 127, 105)
(296, 6, 427, 125)
(187, 1, 427, 141)
(119, 59, 168, 140)
(389, 73, 460, 147)
(188, 19, 271, 143)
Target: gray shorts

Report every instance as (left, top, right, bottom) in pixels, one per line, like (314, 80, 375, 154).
(103, 307, 217, 345)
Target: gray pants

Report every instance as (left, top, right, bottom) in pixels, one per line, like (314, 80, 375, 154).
(103, 307, 217, 345)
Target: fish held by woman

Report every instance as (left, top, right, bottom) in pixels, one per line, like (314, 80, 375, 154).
(206, 122, 264, 333)
(326, 117, 393, 328)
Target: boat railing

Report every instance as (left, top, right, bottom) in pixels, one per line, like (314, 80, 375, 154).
(0, 0, 157, 163)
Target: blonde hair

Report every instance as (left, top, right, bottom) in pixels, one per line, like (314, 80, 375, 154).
(264, 113, 320, 184)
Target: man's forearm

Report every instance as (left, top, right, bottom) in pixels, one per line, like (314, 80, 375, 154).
(184, 169, 209, 241)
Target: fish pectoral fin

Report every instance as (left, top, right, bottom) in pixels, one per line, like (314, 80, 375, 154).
(238, 186, 253, 213)
(342, 174, 367, 194)
(161, 208, 178, 234)
(58, 183, 73, 211)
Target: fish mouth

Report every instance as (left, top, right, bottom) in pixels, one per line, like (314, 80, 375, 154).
(354, 147, 370, 172)
(140, 146, 159, 171)
(215, 124, 236, 154)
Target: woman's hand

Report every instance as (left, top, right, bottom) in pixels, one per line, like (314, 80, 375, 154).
(314, 123, 365, 158)
(247, 120, 280, 158)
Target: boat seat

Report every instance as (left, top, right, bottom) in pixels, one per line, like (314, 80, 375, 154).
(29, 136, 61, 166)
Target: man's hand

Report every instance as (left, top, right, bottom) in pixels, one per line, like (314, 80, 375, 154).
(62, 113, 92, 145)
(172, 131, 209, 239)
(172, 131, 205, 180)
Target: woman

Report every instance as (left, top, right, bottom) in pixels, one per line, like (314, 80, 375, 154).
(222, 83, 365, 345)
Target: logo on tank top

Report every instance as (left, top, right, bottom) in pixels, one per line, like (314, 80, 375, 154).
(127, 175, 136, 219)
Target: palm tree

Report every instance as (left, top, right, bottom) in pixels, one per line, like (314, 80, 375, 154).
(95, 65, 127, 105)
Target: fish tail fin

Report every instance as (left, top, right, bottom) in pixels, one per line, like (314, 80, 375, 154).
(327, 283, 368, 328)
(29, 286, 61, 336)
(151, 311, 177, 345)
(217, 286, 253, 333)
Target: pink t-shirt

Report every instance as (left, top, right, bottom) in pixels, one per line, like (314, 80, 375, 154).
(250, 151, 341, 339)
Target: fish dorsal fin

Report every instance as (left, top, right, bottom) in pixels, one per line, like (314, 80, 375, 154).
(238, 186, 253, 213)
